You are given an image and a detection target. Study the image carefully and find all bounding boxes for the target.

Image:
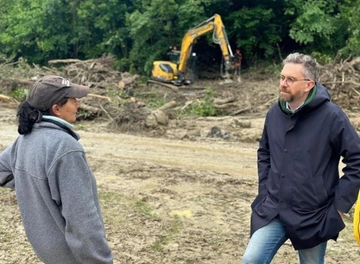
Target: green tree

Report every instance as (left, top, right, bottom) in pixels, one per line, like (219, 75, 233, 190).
(77, 0, 133, 64)
(0, 0, 358, 71)
(0, 0, 83, 63)
(127, 0, 208, 74)
(228, 5, 283, 63)
(227, 0, 349, 65)
(285, 0, 348, 59)
(338, 0, 360, 57)
(0, 0, 134, 66)
(0, 0, 47, 62)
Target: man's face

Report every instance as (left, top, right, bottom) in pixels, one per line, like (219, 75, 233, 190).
(279, 63, 313, 105)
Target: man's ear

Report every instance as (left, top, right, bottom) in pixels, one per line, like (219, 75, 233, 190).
(305, 80, 315, 92)
(51, 104, 61, 117)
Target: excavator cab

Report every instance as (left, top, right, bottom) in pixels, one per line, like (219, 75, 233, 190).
(151, 61, 178, 83)
(150, 47, 180, 84)
(168, 49, 180, 64)
(151, 48, 192, 85)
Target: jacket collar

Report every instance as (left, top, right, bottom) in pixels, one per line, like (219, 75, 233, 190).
(37, 116, 80, 140)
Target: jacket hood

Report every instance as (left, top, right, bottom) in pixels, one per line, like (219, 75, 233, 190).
(279, 82, 331, 115)
(307, 82, 331, 108)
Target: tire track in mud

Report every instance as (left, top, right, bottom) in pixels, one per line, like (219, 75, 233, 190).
(2, 106, 360, 263)
(79, 130, 261, 263)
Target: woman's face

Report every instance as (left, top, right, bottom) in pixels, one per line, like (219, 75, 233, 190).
(53, 97, 81, 123)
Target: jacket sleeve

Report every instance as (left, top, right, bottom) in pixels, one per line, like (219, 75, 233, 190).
(0, 145, 15, 190)
(0, 173, 14, 189)
(49, 150, 113, 264)
(257, 120, 271, 198)
(330, 110, 360, 213)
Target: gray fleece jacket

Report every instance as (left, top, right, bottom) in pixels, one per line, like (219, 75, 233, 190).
(0, 120, 113, 264)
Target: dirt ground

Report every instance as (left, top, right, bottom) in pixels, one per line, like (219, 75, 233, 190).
(1, 77, 360, 263)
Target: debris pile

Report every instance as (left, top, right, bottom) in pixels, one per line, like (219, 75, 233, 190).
(1, 56, 360, 137)
(0, 55, 151, 132)
(319, 58, 360, 111)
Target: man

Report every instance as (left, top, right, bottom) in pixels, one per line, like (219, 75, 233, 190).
(234, 48, 242, 75)
(0, 75, 113, 263)
(242, 53, 360, 263)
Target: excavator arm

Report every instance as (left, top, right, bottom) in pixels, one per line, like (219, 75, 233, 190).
(177, 14, 234, 82)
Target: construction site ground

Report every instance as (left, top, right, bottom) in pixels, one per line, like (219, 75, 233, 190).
(1, 59, 360, 263)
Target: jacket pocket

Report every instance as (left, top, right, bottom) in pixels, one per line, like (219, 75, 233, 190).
(253, 194, 279, 218)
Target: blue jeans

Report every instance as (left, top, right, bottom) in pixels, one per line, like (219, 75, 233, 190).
(242, 218, 327, 264)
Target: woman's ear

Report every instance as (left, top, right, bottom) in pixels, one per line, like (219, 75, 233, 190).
(51, 104, 61, 117)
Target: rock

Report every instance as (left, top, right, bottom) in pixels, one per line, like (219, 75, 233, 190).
(207, 126, 222, 138)
(152, 110, 169, 125)
(224, 118, 251, 128)
(145, 114, 158, 128)
(145, 110, 169, 128)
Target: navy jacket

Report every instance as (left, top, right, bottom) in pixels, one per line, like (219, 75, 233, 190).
(251, 83, 360, 250)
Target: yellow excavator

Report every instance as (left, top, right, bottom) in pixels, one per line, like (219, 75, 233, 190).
(148, 14, 236, 87)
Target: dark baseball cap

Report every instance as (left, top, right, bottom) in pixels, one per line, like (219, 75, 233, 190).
(27, 75, 90, 111)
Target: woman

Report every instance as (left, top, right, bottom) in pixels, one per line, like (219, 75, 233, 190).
(0, 75, 113, 263)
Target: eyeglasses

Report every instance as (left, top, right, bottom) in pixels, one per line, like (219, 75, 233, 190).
(280, 76, 310, 86)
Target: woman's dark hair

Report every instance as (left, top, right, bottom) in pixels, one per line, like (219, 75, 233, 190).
(17, 98, 68, 135)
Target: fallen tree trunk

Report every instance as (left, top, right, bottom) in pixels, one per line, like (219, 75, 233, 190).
(214, 97, 235, 105)
(48, 59, 94, 64)
(214, 102, 238, 109)
(158, 100, 177, 111)
(87, 93, 112, 102)
(0, 94, 19, 104)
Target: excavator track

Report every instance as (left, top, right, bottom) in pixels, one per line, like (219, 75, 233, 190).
(146, 80, 180, 92)
(146, 80, 213, 99)
(145, 79, 238, 97)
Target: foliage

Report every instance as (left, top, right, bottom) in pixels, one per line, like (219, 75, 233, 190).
(309, 52, 334, 65)
(179, 88, 222, 117)
(0, 0, 48, 62)
(145, 96, 169, 110)
(77, 0, 133, 61)
(0, 0, 134, 65)
(126, 0, 206, 74)
(263, 63, 282, 77)
(287, 0, 337, 45)
(0, 0, 360, 71)
(9, 88, 28, 102)
(338, 0, 360, 57)
(283, 0, 351, 58)
(228, 5, 283, 62)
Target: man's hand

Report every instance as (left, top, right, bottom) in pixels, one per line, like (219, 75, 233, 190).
(338, 210, 351, 220)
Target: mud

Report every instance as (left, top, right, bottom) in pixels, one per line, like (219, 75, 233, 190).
(1, 98, 360, 263)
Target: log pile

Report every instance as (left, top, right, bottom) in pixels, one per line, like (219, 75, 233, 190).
(319, 57, 360, 111)
(1, 55, 360, 133)
(0, 55, 143, 126)
(48, 54, 139, 95)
